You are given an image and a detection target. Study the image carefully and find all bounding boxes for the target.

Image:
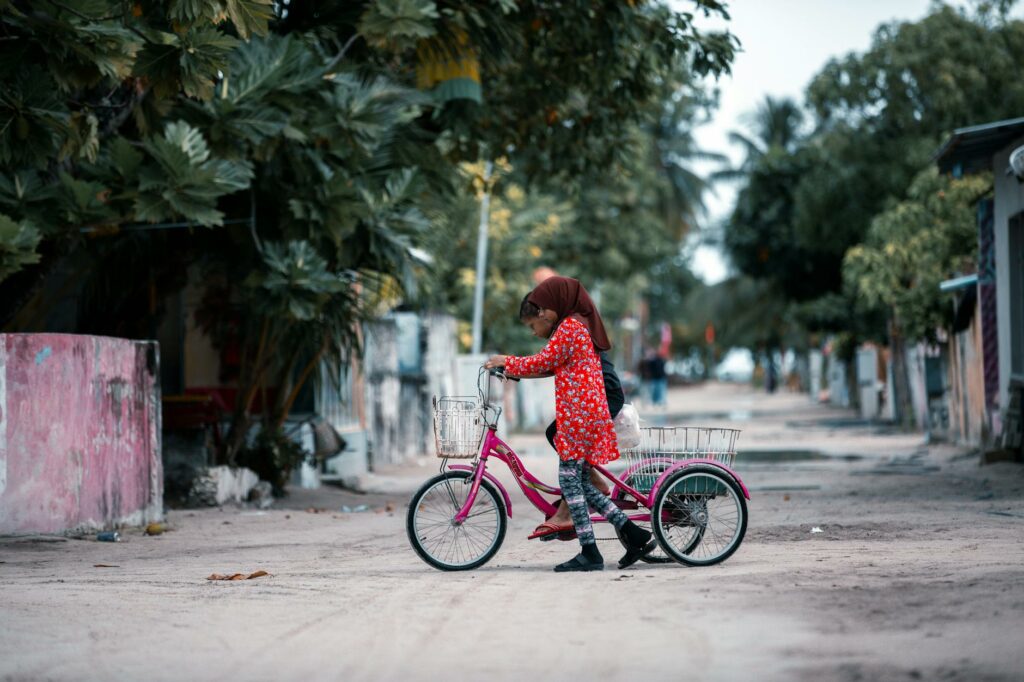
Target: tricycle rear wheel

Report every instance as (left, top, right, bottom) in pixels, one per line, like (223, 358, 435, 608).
(651, 465, 747, 566)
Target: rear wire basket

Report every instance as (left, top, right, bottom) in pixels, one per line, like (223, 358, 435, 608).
(432, 397, 486, 459)
(620, 426, 741, 494)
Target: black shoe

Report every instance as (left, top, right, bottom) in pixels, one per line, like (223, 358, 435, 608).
(554, 553, 605, 572)
(618, 521, 655, 569)
(618, 539, 657, 569)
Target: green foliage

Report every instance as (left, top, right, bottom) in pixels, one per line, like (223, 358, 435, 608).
(0, 66, 70, 167)
(795, 4, 1024, 285)
(718, 4, 1024, 354)
(1, 0, 737, 471)
(136, 121, 253, 226)
(224, 0, 275, 40)
(417, 90, 720, 356)
(133, 28, 239, 100)
(358, 0, 439, 49)
(403, 0, 739, 182)
(0, 0, 269, 252)
(843, 169, 991, 341)
(255, 240, 350, 321)
(0, 213, 41, 281)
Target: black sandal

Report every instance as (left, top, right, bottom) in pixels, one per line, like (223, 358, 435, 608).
(618, 539, 657, 569)
(554, 553, 605, 572)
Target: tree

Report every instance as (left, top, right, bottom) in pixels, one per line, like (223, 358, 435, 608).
(843, 169, 990, 426)
(0, 1, 738, 477)
(716, 3, 1024, 367)
(715, 95, 804, 181)
(794, 4, 1024, 298)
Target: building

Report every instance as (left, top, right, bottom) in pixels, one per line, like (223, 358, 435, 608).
(936, 116, 1024, 456)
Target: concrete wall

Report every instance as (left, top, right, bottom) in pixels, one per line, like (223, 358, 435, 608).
(363, 319, 401, 468)
(992, 138, 1024, 421)
(0, 334, 162, 534)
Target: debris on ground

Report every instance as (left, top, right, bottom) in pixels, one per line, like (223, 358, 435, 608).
(810, 527, 824, 534)
(145, 523, 166, 536)
(206, 570, 270, 581)
(340, 504, 370, 513)
(249, 481, 274, 509)
(96, 531, 120, 542)
(93, 564, 120, 568)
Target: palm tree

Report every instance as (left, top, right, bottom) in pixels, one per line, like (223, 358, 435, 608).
(714, 95, 805, 182)
(650, 97, 730, 240)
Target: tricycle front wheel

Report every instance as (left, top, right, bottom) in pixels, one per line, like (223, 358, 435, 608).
(651, 465, 747, 566)
(407, 470, 507, 571)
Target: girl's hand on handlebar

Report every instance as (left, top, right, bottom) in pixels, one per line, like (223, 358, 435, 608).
(484, 355, 508, 370)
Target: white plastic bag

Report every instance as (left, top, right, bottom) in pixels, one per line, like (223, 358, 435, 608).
(613, 403, 642, 450)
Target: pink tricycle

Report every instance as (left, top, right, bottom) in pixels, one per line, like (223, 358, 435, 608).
(407, 368, 750, 571)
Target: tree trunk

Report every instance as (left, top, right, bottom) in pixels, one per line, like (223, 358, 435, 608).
(222, 317, 272, 465)
(889, 313, 916, 430)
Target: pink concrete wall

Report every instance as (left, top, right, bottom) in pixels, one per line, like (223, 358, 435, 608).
(0, 334, 162, 534)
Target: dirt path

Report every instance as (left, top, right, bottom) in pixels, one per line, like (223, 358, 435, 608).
(2, 383, 1023, 681)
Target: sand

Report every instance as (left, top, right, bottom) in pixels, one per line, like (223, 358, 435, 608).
(2, 382, 1023, 681)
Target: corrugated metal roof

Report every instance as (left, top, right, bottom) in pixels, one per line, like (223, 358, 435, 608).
(934, 116, 1024, 176)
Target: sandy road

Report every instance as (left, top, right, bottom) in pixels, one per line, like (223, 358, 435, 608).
(2, 383, 1023, 681)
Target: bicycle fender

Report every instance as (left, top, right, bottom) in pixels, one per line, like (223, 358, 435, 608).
(447, 465, 514, 517)
(651, 460, 751, 500)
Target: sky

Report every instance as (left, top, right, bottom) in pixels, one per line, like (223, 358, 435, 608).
(682, 0, 978, 284)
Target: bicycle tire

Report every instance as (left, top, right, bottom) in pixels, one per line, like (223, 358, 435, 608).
(651, 465, 747, 567)
(407, 470, 507, 571)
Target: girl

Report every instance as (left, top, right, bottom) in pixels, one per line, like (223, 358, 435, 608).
(519, 278, 624, 540)
(485, 277, 655, 572)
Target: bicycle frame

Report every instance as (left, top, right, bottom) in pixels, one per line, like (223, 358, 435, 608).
(450, 426, 655, 525)
(447, 369, 750, 527)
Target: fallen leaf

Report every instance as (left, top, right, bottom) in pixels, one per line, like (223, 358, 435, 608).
(93, 564, 120, 568)
(207, 570, 270, 581)
(385, 501, 396, 513)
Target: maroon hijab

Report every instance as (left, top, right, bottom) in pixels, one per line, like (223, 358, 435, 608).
(527, 276, 612, 351)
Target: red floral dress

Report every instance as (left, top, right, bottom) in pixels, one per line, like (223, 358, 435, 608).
(505, 317, 620, 465)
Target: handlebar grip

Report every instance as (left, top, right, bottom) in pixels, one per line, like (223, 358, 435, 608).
(488, 368, 520, 382)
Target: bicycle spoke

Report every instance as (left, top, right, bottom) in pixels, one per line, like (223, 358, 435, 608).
(412, 475, 503, 569)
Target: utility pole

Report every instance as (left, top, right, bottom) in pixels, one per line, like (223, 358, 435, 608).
(470, 161, 493, 355)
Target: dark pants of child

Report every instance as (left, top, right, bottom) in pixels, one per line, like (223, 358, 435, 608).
(557, 458, 628, 545)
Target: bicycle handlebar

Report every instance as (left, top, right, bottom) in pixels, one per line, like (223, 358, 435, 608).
(488, 367, 520, 382)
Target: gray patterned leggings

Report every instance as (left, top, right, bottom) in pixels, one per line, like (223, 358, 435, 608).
(558, 458, 629, 546)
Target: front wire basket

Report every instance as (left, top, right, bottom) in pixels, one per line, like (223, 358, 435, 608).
(620, 426, 741, 493)
(433, 396, 486, 459)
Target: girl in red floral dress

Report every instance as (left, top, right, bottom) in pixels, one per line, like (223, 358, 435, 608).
(485, 277, 655, 572)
